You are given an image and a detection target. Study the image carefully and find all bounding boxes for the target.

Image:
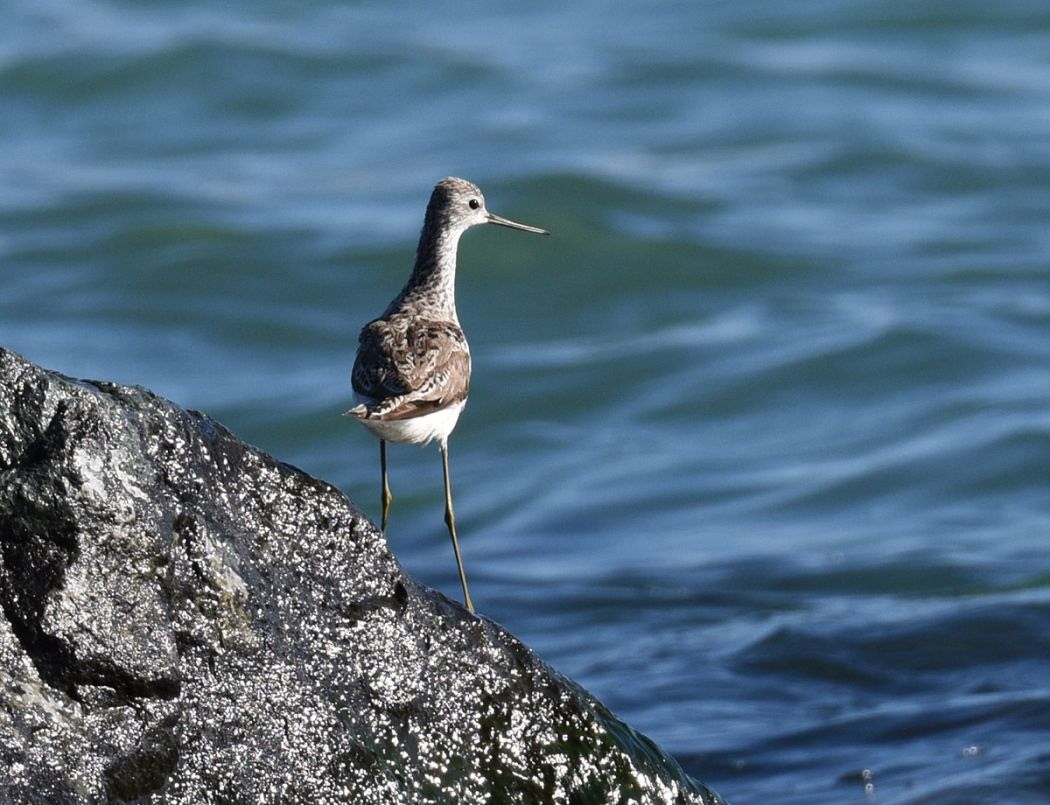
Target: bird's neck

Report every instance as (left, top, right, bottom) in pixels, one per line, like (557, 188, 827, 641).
(393, 223, 462, 320)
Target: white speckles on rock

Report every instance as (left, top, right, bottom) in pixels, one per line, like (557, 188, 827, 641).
(0, 349, 726, 804)
(71, 448, 106, 501)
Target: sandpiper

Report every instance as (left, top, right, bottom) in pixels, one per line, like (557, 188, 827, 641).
(346, 177, 548, 613)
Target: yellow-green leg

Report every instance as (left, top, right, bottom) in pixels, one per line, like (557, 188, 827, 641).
(380, 440, 391, 533)
(440, 443, 474, 614)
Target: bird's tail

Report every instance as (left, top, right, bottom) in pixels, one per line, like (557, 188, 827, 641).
(343, 404, 368, 419)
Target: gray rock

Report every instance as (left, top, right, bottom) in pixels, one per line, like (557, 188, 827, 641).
(0, 348, 726, 804)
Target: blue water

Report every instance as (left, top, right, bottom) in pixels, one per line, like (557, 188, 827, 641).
(4, 1, 1050, 802)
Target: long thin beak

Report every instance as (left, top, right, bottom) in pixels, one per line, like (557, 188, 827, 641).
(486, 212, 549, 235)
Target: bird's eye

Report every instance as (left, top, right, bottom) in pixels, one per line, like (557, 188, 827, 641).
(468, 198, 480, 210)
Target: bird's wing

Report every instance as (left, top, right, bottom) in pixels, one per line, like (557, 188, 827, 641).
(350, 315, 470, 421)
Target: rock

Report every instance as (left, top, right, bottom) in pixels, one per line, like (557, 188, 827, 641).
(0, 347, 726, 804)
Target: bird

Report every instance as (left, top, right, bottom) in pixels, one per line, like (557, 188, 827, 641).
(346, 177, 549, 613)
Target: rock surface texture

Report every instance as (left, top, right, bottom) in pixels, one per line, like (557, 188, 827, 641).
(0, 348, 725, 804)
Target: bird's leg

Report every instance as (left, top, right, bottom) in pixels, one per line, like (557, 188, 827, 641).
(440, 442, 474, 614)
(380, 440, 392, 533)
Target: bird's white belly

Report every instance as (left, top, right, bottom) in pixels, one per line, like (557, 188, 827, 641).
(356, 399, 466, 447)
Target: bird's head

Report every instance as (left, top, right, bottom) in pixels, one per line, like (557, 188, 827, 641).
(426, 177, 549, 238)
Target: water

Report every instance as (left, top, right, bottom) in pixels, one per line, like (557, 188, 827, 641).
(3, 1, 1050, 802)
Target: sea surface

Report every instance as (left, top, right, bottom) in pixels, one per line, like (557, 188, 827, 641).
(3, 1, 1050, 802)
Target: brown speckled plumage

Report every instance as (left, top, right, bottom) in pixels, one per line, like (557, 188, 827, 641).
(351, 313, 471, 421)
